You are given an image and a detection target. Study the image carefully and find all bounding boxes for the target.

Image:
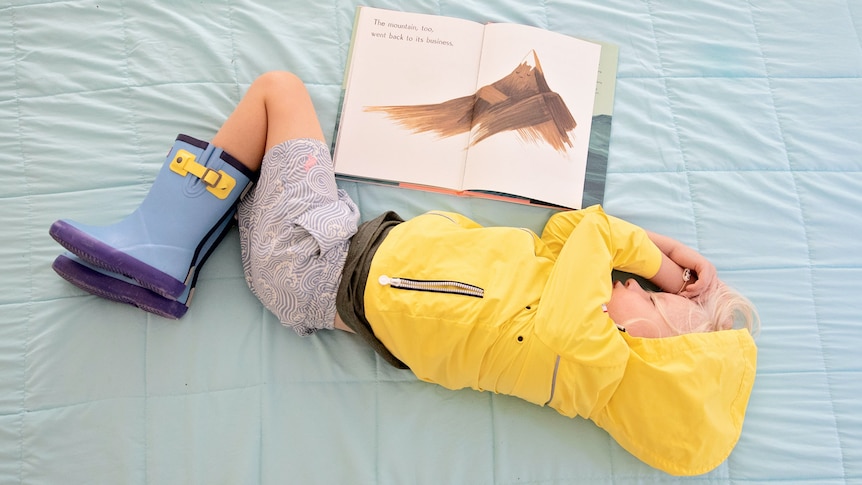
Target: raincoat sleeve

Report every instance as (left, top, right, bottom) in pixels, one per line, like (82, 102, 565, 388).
(540, 205, 663, 277)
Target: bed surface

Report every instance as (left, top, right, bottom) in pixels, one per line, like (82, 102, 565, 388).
(1, 1, 861, 483)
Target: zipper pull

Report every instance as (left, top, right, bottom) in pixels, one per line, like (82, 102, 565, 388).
(378, 275, 399, 287)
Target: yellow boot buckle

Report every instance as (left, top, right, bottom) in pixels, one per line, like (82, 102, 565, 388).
(169, 149, 236, 200)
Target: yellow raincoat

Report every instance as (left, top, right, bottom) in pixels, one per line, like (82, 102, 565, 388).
(363, 206, 757, 476)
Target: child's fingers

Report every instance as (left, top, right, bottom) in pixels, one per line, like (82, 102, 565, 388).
(682, 265, 716, 299)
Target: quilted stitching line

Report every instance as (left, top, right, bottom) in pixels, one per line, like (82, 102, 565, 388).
(746, 1, 849, 481)
(9, 4, 29, 485)
(541, 0, 550, 30)
(489, 393, 497, 484)
(643, 0, 697, 234)
(115, 2, 147, 197)
(115, 2, 150, 483)
(257, 292, 266, 485)
(849, 0, 862, 55)
(226, 0, 241, 102)
(339, 177, 380, 484)
(335, 0, 350, 71)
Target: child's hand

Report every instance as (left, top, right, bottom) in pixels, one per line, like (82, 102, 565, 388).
(678, 256, 717, 300)
(646, 230, 719, 299)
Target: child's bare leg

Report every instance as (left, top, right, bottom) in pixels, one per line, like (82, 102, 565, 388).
(232, 72, 359, 335)
(213, 71, 324, 172)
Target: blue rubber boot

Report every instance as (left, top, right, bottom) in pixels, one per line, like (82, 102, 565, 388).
(49, 134, 257, 300)
(50, 202, 239, 319)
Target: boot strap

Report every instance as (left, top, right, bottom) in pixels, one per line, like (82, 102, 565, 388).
(170, 149, 237, 200)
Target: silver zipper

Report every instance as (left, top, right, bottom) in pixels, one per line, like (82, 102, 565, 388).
(378, 275, 484, 298)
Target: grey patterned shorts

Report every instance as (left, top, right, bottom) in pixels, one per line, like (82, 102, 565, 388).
(237, 139, 359, 335)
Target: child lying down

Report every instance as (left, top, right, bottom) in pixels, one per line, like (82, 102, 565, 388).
(49, 71, 759, 477)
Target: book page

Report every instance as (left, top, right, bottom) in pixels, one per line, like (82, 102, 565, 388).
(333, 7, 486, 190)
(461, 23, 602, 209)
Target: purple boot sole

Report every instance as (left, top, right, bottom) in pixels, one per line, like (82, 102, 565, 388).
(52, 253, 189, 319)
(49, 220, 187, 300)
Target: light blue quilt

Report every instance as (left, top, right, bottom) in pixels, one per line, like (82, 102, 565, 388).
(1, 1, 860, 483)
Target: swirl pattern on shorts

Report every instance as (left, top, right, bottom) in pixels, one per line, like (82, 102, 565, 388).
(237, 139, 359, 335)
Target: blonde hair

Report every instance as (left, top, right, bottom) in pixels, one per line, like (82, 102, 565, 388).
(652, 281, 760, 337)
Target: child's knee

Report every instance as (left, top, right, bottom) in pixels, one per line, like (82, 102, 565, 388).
(253, 71, 308, 97)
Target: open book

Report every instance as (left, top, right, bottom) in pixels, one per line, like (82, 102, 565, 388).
(332, 6, 618, 209)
